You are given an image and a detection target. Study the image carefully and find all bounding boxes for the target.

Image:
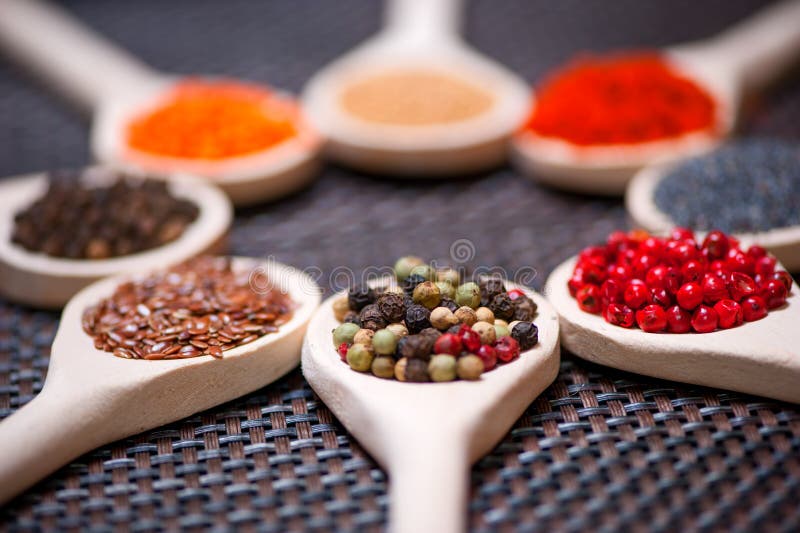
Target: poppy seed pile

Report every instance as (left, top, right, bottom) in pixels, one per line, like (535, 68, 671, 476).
(654, 140, 800, 234)
(331, 257, 540, 382)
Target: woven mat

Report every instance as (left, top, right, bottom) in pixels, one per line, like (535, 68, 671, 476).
(1, 0, 799, 531)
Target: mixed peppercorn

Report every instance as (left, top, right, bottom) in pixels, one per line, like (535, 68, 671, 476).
(569, 228, 793, 333)
(331, 257, 540, 382)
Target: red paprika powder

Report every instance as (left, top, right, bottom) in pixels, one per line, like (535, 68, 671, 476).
(522, 52, 717, 146)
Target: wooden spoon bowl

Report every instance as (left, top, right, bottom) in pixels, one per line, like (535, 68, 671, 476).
(0, 257, 321, 505)
(545, 256, 800, 404)
(0, 168, 233, 308)
(302, 282, 560, 533)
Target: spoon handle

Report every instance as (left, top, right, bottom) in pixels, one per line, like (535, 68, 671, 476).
(384, 0, 462, 46)
(677, 0, 800, 91)
(0, 383, 119, 505)
(0, 0, 158, 112)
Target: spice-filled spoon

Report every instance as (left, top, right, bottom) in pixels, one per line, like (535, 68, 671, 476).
(0, 0, 321, 206)
(512, 0, 800, 195)
(626, 140, 800, 271)
(544, 244, 799, 404)
(0, 257, 321, 505)
(302, 282, 559, 533)
(302, 0, 530, 176)
(0, 167, 232, 308)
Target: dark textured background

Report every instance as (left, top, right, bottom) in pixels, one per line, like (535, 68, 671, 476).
(1, 1, 799, 531)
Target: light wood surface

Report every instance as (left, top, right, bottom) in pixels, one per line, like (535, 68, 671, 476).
(0, 0, 322, 206)
(511, 0, 800, 195)
(626, 163, 800, 271)
(0, 257, 322, 505)
(545, 256, 800, 404)
(0, 169, 233, 308)
(301, 0, 531, 176)
(302, 283, 560, 533)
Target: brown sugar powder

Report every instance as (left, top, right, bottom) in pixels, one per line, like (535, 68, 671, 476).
(339, 69, 494, 126)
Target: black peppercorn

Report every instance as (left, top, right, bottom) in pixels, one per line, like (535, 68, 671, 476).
(359, 304, 387, 331)
(489, 293, 515, 321)
(343, 311, 360, 326)
(419, 327, 442, 343)
(404, 358, 430, 382)
(511, 322, 539, 350)
(512, 295, 538, 322)
(405, 304, 432, 334)
(348, 285, 376, 312)
(446, 324, 462, 335)
(479, 276, 507, 306)
(402, 274, 427, 295)
(439, 297, 459, 313)
(377, 292, 406, 323)
(398, 334, 433, 359)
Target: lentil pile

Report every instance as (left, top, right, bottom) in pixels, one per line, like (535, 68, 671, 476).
(569, 228, 793, 333)
(522, 52, 717, 145)
(331, 256, 540, 382)
(12, 170, 198, 259)
(126, 79, 297, 159)
(82, 257, 294, 359)
(339, 70, 493, 126)
(654, 140, 800, 233)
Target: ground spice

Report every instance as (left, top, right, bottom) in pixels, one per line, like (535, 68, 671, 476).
(340, 70, 493, 125)
(82, 257, 294, 359)
(523, 52, 717, 145)
(12, 170, 198, 259)
(126, 79, 297, 159)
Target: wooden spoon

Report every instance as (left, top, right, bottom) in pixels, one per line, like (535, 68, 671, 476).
(302, 0, 530, 176)
(302, 283, 560, 533)
(544, 256, 800, 404)
(0, 257, 321, 505)
(0, 168, 233, 308)
(626, 163, 800, 271)
(0, 0, 322, 206)
(512, 0, 800, 195)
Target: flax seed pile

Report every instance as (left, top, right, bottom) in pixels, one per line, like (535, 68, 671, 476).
(82, 257, 294, 359)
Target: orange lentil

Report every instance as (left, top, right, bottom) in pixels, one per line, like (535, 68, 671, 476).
(522, 52, 717, 146)
(126, 79, 297, 159)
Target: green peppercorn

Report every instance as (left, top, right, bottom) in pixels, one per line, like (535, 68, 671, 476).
(428, 354, 457, 382)
(413, 281, 441, 309)
(371, 356, 396, 379)
(332, 296, 350, 322)
(436, 268, 460, 286)
(457, 354, 484, 380)
(346, 344, 374, 372)
(410, 264, 435, 281)
(332, 322, 360, 347)
(435, 281, 456, 299)
(455, 282, 481, 309)
(372, 329, 398, 355)
(394, 256, 424, 281)
(494, 324, 510, 339)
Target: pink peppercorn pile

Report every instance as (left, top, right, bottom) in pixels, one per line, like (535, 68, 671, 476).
(569, 228, 793, 333)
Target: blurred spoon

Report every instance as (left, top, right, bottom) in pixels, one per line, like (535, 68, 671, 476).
(512, 0, 800, 195)
(302, 282, 559, 533)
(302, 0, 530, 176)
(545, 256, 799, 403)
(0, 0, 321, 206)
(0, 257, 321, 505)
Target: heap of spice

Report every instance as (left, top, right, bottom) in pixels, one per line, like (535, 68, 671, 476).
(522, 52, 717, 146)
(126, 79, 297, 159)
(331, 256, 540, 382)
(569, 228, 793, 333)
(339, 69, 493, 126)
(12, 170, 198, 259)
(82, 256, 294, 359)
(654, 140, 800, 233)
